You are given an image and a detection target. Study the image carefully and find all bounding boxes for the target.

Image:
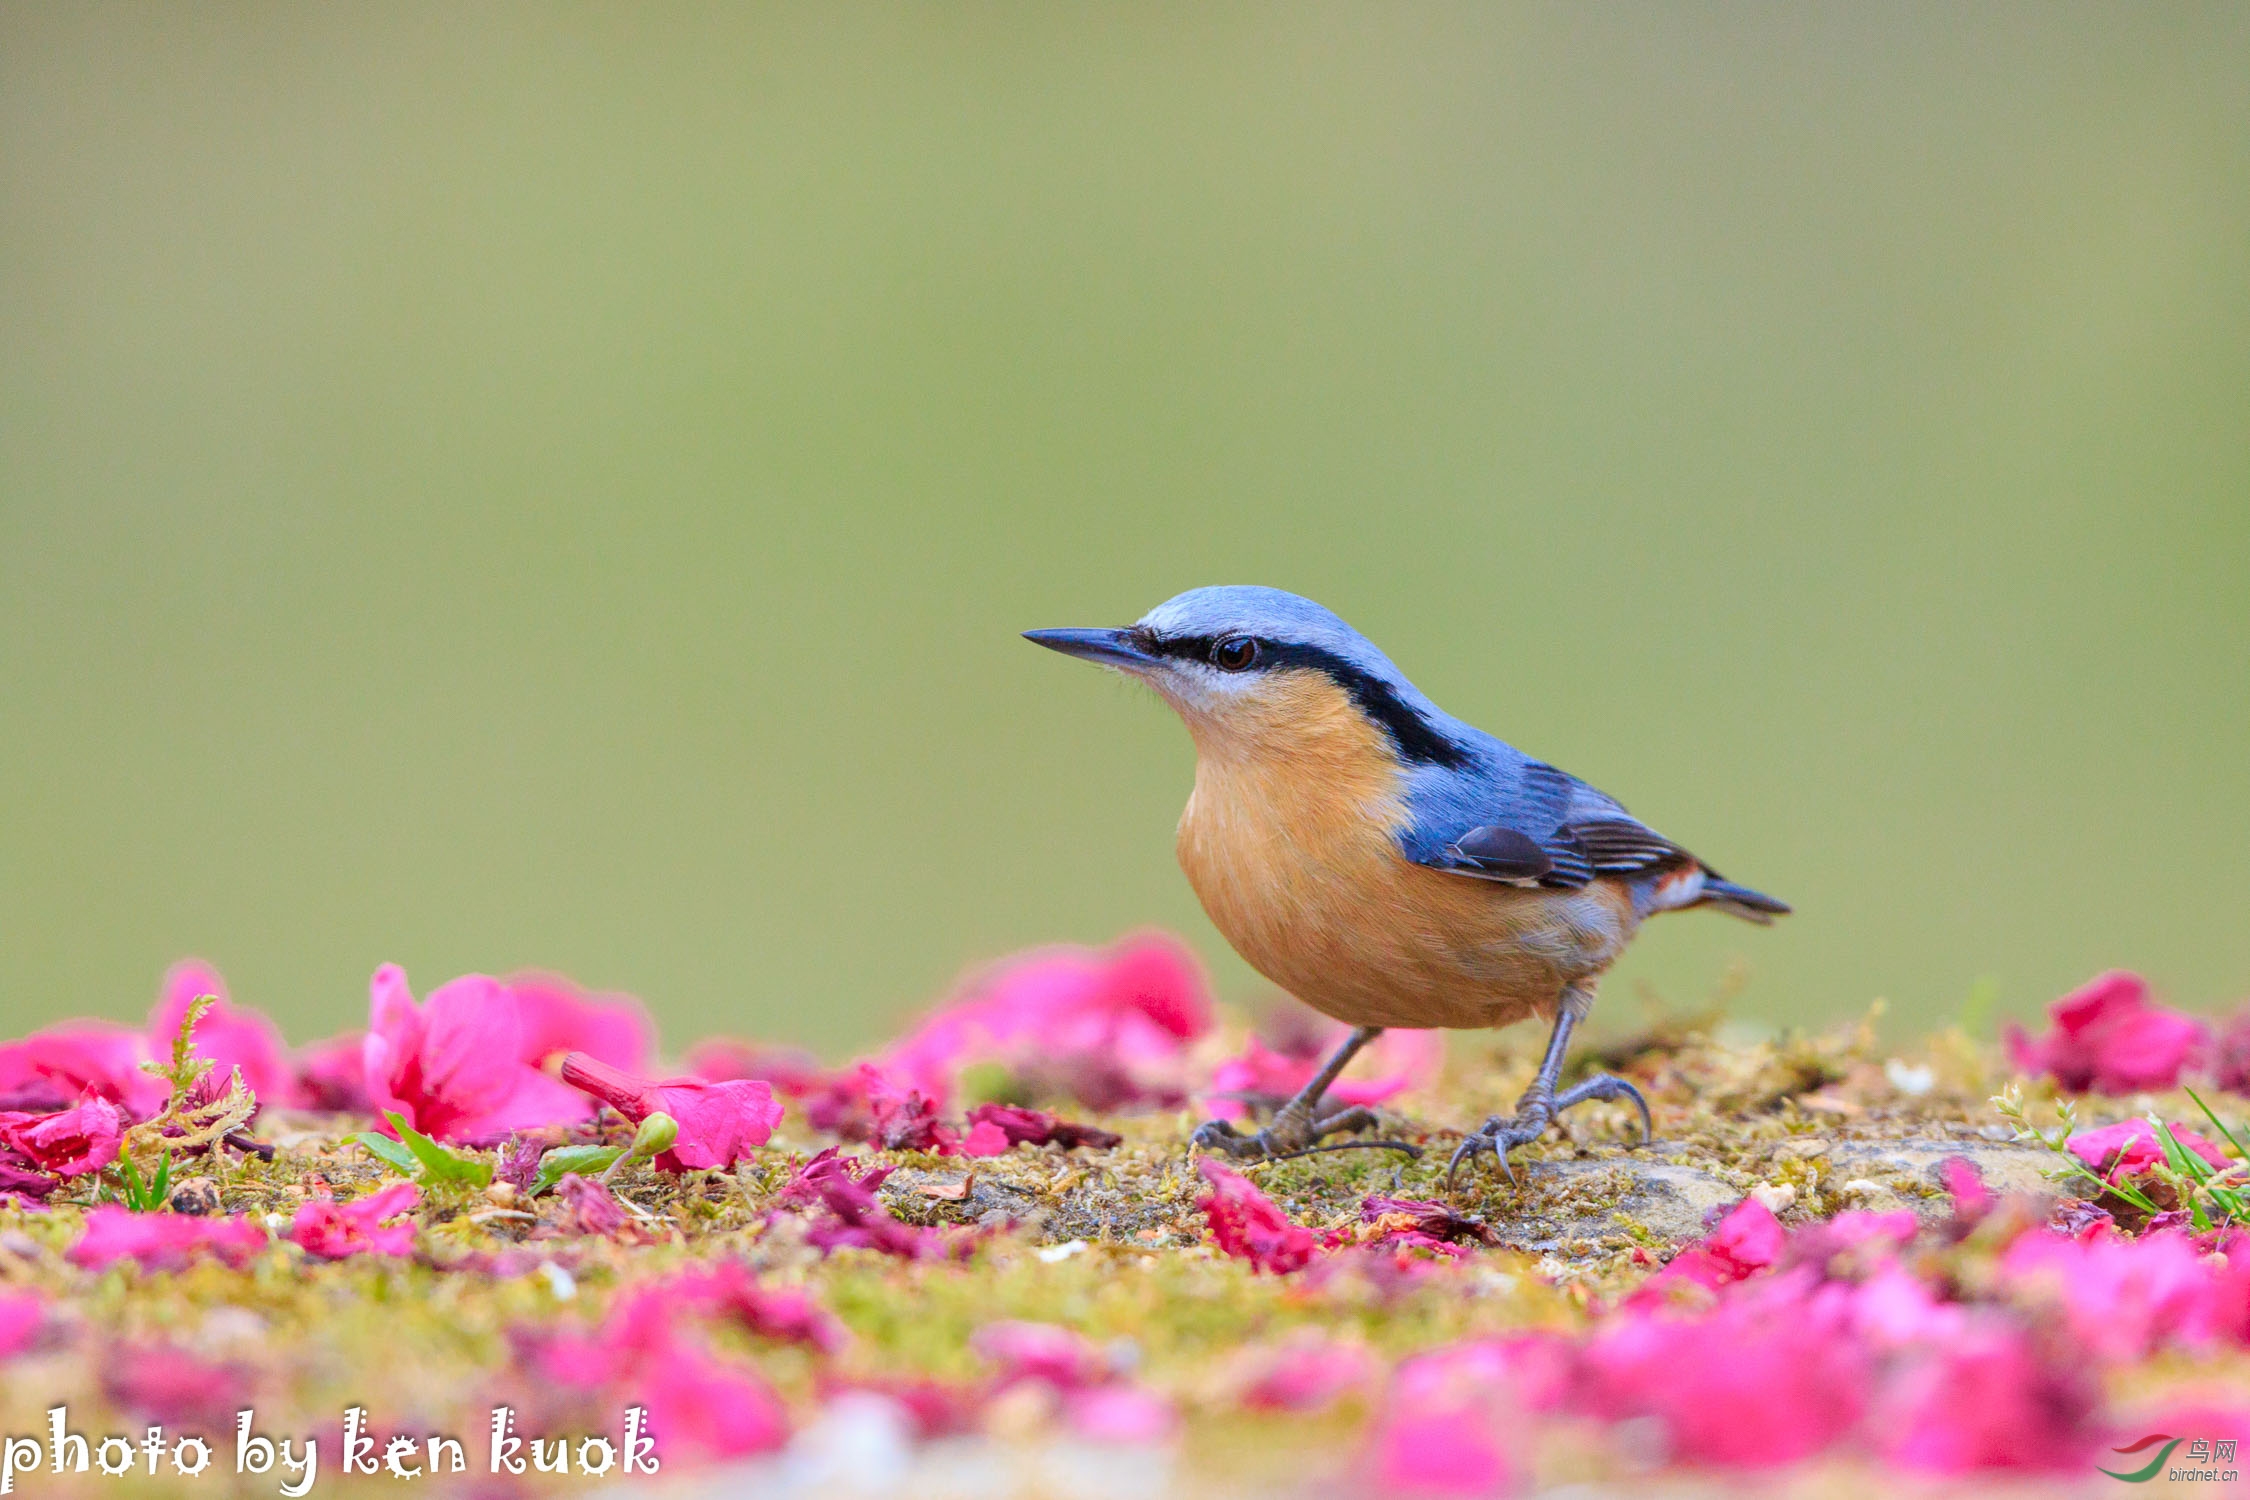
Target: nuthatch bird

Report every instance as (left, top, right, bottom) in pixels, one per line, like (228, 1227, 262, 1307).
(1027, 586, 1789, 1185)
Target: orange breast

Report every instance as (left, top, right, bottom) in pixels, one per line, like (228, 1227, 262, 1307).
(1172, 673, 1635, 1031)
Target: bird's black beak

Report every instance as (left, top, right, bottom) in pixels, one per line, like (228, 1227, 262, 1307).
(1022, 627, 1156, 670)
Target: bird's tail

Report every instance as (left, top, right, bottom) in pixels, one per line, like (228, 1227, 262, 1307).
(1695, 874, 1792, 925)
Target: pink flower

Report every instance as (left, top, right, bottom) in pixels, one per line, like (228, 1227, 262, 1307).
(2066, 1119, 2232, 1183)
(974, 1320, 1112, 1390)
(1196, 1159, 1317, 1274)
(1848, 1265, 1969, 1349)
(149, 959, 301, 1109)
(2005, 971, 2207, 1095)
(817, 1376, 982, 1441)
(1362, 1341, 1526, 1497)
(1632, 1197, 1786, 1303)
(1580, 1273, 1868, 1467)
(654, 1261, 848, 1355)
(0, 1295, 46, 1359)
(972, 1321, 1177, 1445)
(2000, 1228, 2227, 1362)
(1207, 1005, 1445, 1121)
(556, 1052, 783, 1170)
(0, 1022, 164, 1117)
(683, 1038, 830, 1097)
(637, 1341, 791, 1461)
(0, 1092, 124, 1176)
(531, 1287, 789, 1461)
(1942, 1156, 1998, 1224)
(504, 971, 655, 1074)
(1231, 1329, 1378, 1412)
(68, 1204, 267, 1272)
(1062, 1385, 1178, 1445)
(1876, 1321, 2098, 1473)
(291, 1182, 420, 1260)
(959, 1103, 1121, 1156)
(882, 933, 1213, 1110)
(363, 965, 593, 1143)
(291, 1031, 371, 1113)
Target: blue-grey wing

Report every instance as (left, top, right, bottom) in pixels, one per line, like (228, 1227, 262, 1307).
(1407, 761, 1696, 891)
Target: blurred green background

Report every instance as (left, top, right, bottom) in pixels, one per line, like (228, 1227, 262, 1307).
(4, 6, 2246, 1057)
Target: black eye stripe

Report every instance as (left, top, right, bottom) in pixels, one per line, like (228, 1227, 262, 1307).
(1133, 630, 1470, 768)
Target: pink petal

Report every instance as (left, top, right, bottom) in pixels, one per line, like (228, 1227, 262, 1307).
(68, 1204, 267, 1272)
(0, 1295, 46, 1359)
(505, 971, 655, 1074)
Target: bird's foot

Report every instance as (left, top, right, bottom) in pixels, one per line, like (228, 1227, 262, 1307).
(1445, 1071, 1653, 1190)
(1193, 1104, 1420, 1162)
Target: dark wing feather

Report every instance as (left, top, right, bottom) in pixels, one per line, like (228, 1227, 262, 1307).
(1439, 820, 1694, 892)
(1448, 825, 1554, 881)
(1560, 819, 1697, 878)
(1421, 761, 1696, 889)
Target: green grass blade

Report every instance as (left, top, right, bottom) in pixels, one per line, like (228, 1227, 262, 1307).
(2184, 1086, 2249, 1162)
(531, 1145, 625, 1196)
(352, 1131, 420, 1176)
(381, 1111, 494, 1187)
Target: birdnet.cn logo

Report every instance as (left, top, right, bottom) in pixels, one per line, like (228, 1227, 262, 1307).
(2101, 1433, 2239, 1484)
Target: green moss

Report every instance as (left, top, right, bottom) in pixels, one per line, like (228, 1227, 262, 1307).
(0, 1011, 2234, 1492)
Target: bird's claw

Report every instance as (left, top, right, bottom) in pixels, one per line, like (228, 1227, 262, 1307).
(1445, 1107, 1547, 1191)
(1445, 1071, 1654, 1192)
(1193, 1105, 1418, 1162)
(1191, 1118, 1290, 1159)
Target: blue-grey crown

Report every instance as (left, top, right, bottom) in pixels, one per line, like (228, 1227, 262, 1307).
(1139, 587, 1404, 683)
(1137, 586, 1471, 769)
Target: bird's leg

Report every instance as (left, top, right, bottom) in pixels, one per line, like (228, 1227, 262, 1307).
(1194, 1025, 1391, 1159)
(1447, 985, 1652, 1190)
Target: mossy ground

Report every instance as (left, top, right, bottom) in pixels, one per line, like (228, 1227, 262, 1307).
(0, 1006, 2230, 1496)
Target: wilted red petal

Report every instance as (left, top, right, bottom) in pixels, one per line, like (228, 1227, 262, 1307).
(0, 1092, 124, 1176)
(774, 1147, 944, 1260)
(962, 1102, 1121, 1152)
(1196, 1159, 1317, 1275)
(292, 1182, 420, 1260)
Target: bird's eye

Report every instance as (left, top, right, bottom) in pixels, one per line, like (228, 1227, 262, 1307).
(1209, 636, 1260, 672)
